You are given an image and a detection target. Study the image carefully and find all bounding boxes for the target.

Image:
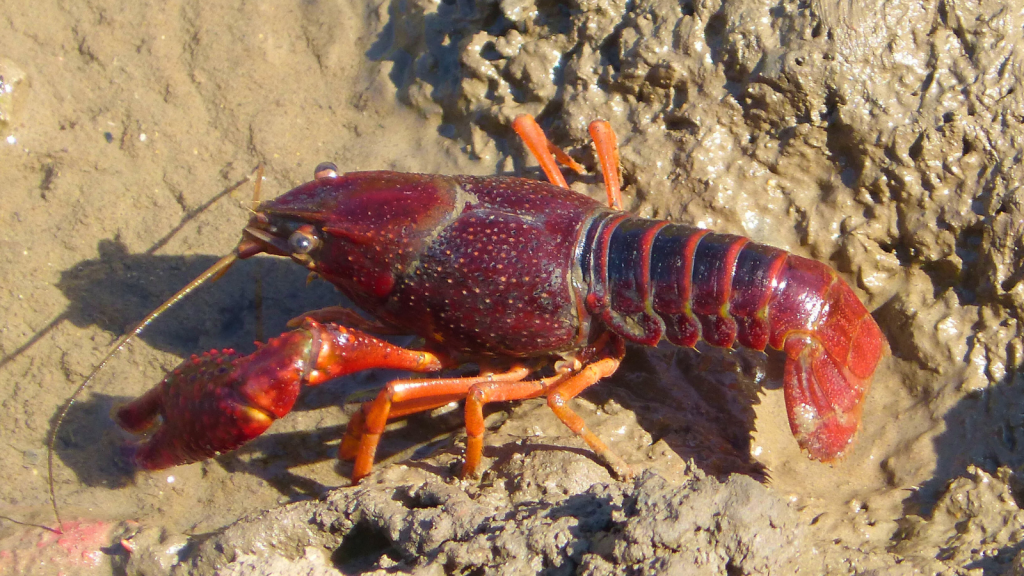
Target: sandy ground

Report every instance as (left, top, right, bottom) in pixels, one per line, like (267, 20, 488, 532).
(3, 0, 1024, 574)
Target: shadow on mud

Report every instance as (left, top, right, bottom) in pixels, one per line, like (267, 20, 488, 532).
(911, 372, 1024, 516)
(56, 238, 343, 358)
(600, 343, 771, 481)
(49, 393, 136, 490)
(900, 367, 1024, 571)
(47, 238, 379, 493)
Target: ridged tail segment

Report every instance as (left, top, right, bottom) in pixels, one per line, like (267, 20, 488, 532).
(582, 215, 886, 460)
(582, 214, 786, 350)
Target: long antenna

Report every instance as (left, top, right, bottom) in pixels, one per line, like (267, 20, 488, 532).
(47, 252, 239, 532)
(46, 164, 265, 533)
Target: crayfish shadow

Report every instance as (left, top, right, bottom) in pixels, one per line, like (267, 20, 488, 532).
(56, 238, 344, 358)
(209, 373, 422, 500)
(212, 423, 349, 501)
(50, 393, 137, 489)
(602, 343, 774, 482)
(896, 364, 1024, 571)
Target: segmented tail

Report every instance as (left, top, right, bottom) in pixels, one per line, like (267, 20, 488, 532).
(582, 215, 886, 459)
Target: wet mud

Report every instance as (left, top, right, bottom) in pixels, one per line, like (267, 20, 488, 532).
(3, 0, 1024, 574)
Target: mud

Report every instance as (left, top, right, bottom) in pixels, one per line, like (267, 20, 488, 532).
(145, 467, 809, 576)
(2, 0, 1024, 574)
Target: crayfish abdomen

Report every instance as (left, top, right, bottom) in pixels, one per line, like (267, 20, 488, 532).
(582, 215, 885, 459)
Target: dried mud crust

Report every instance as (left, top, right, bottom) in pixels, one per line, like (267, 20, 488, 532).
(135, 466, 810, 576)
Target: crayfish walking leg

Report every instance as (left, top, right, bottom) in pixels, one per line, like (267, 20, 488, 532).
(339, 333, 632, 482)
(115, 319, 443, 470)
(337, 366, 533, 482)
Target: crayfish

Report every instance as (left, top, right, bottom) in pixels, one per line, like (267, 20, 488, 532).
(59, 115, 887, 509)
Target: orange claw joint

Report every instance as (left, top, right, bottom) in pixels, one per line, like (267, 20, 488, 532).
(114, 319, 443, 470)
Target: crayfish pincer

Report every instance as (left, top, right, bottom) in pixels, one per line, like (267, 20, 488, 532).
(113, 115, 887, 484)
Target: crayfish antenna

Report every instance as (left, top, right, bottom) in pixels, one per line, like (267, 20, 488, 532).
(47, 250, 239, 534)
(249, 162, 265, 210)
(47, 163, 266, 532)
(250, 163, 266, 342)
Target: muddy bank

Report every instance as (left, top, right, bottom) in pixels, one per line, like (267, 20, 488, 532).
(370, 0, 1024, 569)
(2, 0, 1024, 574)
(138, 468, 810, 576)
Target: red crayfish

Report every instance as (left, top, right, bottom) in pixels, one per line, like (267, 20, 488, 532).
(101, 115, 887, 487)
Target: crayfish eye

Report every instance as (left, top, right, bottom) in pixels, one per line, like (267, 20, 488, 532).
(288, 228, 319, 255)
(314, 162, 339, 179)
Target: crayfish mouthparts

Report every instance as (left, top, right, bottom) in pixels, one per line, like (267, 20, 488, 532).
(237, 227, 287, 258)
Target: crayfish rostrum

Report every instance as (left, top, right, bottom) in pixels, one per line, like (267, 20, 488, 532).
(110, 115, 887, 484)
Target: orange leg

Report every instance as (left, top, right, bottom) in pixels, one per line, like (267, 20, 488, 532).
(341, 330, 632, 482)
(461, 374, 565, 477)
(588, 120, 624, 210)
(546, 356, 633, 479)
(346, 366, 531, 482)
(512, 114, 585, 189)
(463, 334, 631, 479)
(512, 114, 625, 210)
(338, 392, 471, 461)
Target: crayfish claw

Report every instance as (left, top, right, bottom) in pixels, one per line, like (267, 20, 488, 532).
(112, 386, 165, 434)
(116, 320, 447, 476)
(114, 347, 288, 471)
(124, 398, 275, 471)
